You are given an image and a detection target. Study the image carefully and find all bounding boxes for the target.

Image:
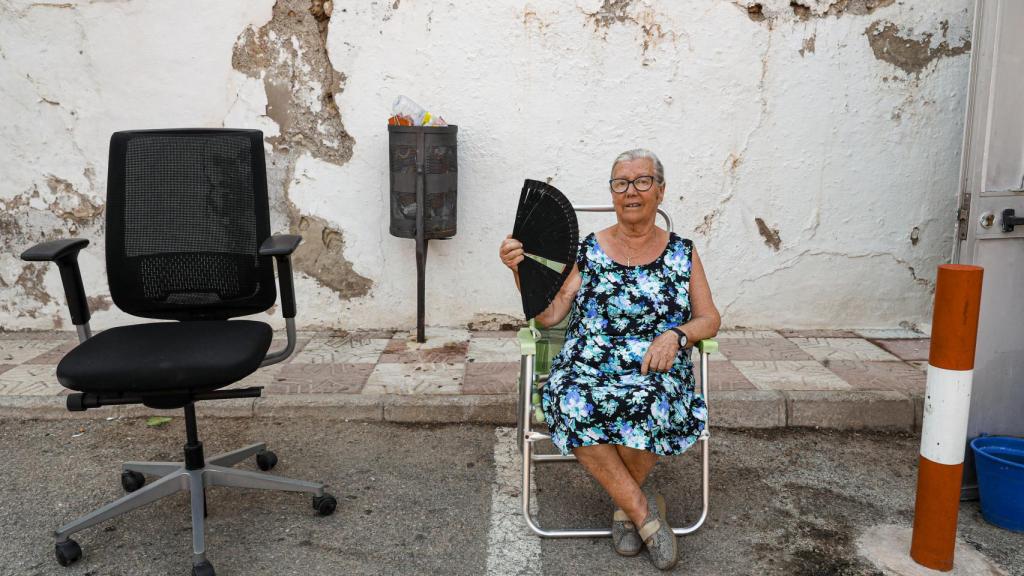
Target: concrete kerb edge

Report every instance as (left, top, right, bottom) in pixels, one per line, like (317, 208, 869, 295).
(0, 392, 921, 431)
(784, 390, 916, 431)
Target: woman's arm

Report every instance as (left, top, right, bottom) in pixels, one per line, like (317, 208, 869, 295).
(500, 234, 582, 328)
(533, 264, 581, 328)
(642, 245, 721, 374)
(677, 246, 721, 343)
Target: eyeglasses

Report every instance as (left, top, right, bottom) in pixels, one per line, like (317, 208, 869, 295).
(609, 175, 658, 194)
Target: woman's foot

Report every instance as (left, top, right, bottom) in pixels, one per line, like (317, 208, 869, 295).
(612, 508, 642, 556)
(638, 491, 677, 570)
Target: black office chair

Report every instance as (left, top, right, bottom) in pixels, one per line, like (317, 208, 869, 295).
(21, 129, 336, 576)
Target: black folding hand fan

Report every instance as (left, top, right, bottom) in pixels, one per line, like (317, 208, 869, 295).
(512, 179, 579, 320)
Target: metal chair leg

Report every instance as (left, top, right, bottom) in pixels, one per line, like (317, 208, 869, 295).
(188, 470, 208, 566)
(55, 470, 187, 542)
(122, 461, 181, 477)
(204, 465, 325, 496)
(206, 442, 267, 467)
(519, 349, 712, 538)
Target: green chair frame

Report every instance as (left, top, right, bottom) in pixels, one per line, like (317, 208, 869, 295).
(514, 204, 718, 538)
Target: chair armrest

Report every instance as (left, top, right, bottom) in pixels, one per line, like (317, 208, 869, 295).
(259, 235, 302, 319)
(20, 239, 91, 326)
(518, 327, 537, 355)
(696, 339, 718, 355)
(259, 234, 302, 257)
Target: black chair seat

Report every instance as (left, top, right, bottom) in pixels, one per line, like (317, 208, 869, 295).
(57, 321, 273, 394)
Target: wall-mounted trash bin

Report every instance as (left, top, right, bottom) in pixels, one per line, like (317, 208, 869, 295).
(387, 124, 458, 342)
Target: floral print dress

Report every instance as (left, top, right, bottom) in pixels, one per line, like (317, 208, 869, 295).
(542, 232, 707, 456)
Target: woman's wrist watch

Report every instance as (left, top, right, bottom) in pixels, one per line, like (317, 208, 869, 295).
(670, 327, 688, 348)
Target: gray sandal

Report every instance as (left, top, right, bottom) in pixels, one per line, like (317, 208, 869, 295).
(612, 508, 642, 556)
(638, 491, 677, 570)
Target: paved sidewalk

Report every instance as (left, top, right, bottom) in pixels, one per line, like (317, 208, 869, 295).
(0, 326, 931, 429)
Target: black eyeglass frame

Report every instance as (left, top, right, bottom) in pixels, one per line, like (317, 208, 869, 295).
(608, 175, 660, 194)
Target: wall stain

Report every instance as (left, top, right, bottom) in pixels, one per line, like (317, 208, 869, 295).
(232, 0, 372, 300)
(865, 20, 971, 76)
(467, 313, 522, 331)
(1, 177, 104, 317)
(737, 0, 894, 23)
(580, 0, 680, 55)
(15, 265, 51, 314)
(86, 295, 112, 311)
(755, 217, 782, 251)
(799, 33, 816, 57)
(694, 211, 720, 237)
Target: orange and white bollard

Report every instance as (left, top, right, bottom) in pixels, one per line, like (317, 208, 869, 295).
(910, 264, 984, 571)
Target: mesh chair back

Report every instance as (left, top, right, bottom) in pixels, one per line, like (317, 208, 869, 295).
(105, 129, 276, 320)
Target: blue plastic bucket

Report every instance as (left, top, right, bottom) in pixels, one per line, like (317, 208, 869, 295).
(970, 436, 1024, 532)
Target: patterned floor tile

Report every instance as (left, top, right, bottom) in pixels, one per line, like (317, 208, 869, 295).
(471, 330, 520, 339)
(392, 327, 471, 349)
(225, 363, 286, 390)
(25, 341, 78, 364)
(292, 337, 389, 364)
(716, 330, 783, 339)
(788, 338, 899, 362)
(266, 363, 373, 394)
(693, 360, 756, 391)
(733, 361, 851, 391)
(0, 364, 64, 395)
(363, 363, 464, 395)
(717, 338, 814, 361)
(854, 328, 928, 339)
(463, 362, 519, 395)
(467, 338, 521, 363)
(380, 339, 469, 364)
(826, 361, 926, 392)
(908, 361, 928, 372)
(870, 339, 930, 362)
(266, 337, 310, 360)
(0, 340, 65, 364)
(778, 329, 860, 338)
(0, 331, 75, 340)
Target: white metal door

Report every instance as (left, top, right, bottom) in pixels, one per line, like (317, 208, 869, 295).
(953, 0, 1024, 496)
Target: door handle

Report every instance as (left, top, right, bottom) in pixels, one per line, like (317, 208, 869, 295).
(1001, 209, 1024, 232)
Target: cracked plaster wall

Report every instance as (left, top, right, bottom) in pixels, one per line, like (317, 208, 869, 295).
(0, 0, 973, 331)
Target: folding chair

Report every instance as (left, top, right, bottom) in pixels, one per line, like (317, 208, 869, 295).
(515, 204, 718, 537)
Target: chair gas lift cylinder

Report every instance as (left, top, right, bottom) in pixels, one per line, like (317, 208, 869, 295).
(388, 124, 458, 343)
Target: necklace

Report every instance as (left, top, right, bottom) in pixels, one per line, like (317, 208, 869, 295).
(615, 229, 647, 267)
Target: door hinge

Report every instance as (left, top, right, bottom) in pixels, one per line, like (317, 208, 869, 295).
(957, 192, 971, 240)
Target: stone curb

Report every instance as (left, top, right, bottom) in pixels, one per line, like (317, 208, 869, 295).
(784, 390, 915, 431)
(0, 391, 921, 431)
(711, 390, 787, 428)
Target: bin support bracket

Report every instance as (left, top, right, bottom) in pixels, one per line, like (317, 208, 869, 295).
(415, 128, 427, 343)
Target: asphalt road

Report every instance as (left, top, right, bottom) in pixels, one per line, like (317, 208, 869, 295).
(0, 416, 1020, 576)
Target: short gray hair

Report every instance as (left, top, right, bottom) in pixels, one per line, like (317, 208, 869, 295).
(611, 149, 664, 183)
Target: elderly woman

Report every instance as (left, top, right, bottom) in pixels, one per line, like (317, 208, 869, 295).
(499, 149, 720, 570)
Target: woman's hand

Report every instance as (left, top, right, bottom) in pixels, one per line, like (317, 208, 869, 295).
(500, 234, 524, 273)
(641, 330, 681, 375)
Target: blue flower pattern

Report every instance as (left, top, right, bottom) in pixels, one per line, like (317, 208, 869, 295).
(542, 232, 707, 456)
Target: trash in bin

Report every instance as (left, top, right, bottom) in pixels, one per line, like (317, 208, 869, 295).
(970, 436, 1024, 532)
(389, 95, 447, 127)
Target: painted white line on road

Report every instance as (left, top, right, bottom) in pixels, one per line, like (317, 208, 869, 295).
(485, 427, 541, 576)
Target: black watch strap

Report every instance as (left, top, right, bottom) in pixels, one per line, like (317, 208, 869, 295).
(670, 327, 688, 347)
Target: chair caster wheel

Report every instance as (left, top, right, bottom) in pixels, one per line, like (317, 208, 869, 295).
(192, 560, 215, 576)
(256, 450, 278, 471)
(121, 470, 146, 492)
(55, 539, 82, 566)
(313, 493, 337, 516)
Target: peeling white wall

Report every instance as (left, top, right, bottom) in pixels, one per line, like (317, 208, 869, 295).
(0, 0, 974, 332)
